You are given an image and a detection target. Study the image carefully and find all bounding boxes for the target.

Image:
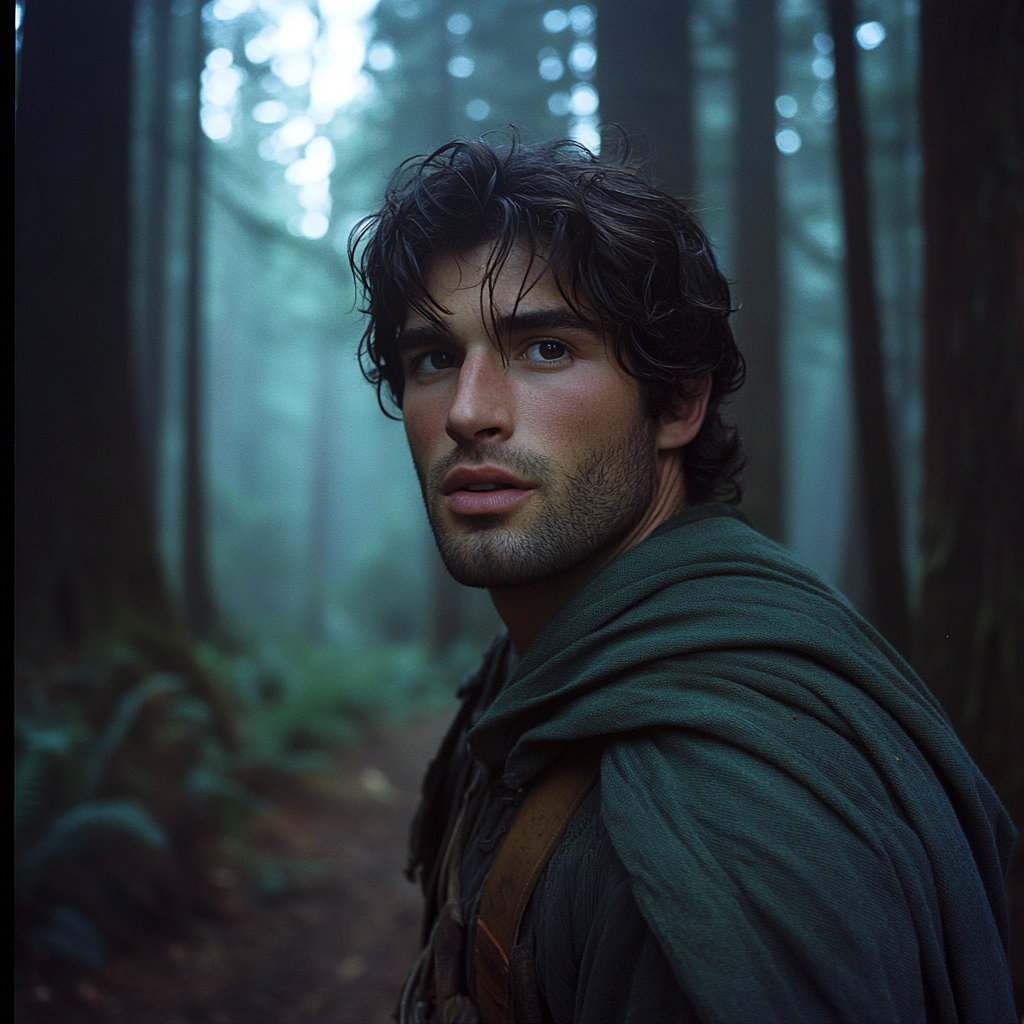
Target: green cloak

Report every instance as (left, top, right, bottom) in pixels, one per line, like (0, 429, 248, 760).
(466, 504, 1016, 1022)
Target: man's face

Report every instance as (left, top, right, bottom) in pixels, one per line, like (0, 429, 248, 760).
(398, 241, 661, 591)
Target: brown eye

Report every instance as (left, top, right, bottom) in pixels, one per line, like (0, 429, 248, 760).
(526, 341, 568, 362)
(424, 350, 456, 370)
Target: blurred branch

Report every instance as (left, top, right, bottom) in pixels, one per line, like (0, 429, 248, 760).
(206, 178, 352, 283)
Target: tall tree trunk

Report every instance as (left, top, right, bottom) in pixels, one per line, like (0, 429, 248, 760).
(597, 0, 694, 198)
(304, 342, 334, 644)
(136, 0, 173, 507)
(15, 0, 187, 665)
(731, 0, 782, 541)
(917, 0, 1024, 1001)
(181, 8, 217, 639)
(828, 0, 909, 650)
(14, 10, 235, 946)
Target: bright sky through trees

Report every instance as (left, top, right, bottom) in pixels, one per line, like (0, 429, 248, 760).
(769, 21, 887, 156)
(202, 0, 380, 239)
(199, 2, 599, 237)
(543, 5, 600, 151)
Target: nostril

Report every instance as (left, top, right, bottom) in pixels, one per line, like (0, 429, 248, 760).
(445, 423, 504, 444)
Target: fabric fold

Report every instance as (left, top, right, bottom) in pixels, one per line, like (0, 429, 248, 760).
(466, 503, 1016, 1022)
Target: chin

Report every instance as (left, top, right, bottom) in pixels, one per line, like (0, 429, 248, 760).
(432, 516, 631, 591)
(425, 448, 657, 591)
(435, 530, 560, 589)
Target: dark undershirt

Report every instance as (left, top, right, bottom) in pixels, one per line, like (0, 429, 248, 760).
(448, 641, 699, 1024)
(523, 784, 700, 1023)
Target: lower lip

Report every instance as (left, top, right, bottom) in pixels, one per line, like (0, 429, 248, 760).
(445, 487, 533, 516)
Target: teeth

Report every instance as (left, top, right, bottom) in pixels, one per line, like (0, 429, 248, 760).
(465, 483, 505, 492)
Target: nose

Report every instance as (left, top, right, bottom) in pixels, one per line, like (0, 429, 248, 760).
(445, 347, 513, 445)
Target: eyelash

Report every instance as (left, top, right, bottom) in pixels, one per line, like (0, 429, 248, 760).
(406, 339, 574, 376)
(522, 340, 570, 364)
(409, 350, 457, 374)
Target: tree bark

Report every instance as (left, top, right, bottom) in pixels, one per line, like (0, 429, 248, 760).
(917, 0, 1024, 1000)
(15, 0, 188, 665)
(181, 6, 217, 639)
(304, 342, 335, 645)
(828, 0, 909, 650)
(136, 0, 173, 506)
(597, 0, 694, 198)
(731, 0, 782, 542)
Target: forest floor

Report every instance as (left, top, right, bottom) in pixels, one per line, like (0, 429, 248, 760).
(17, 711, 454, 1024)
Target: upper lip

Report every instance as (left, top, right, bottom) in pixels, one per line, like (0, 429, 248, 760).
(441, 465, 534, 495)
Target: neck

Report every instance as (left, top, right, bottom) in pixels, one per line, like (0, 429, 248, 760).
(490, 451, 686, 658)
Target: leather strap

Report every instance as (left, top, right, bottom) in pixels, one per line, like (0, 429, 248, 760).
(474, 745, 602, 1024)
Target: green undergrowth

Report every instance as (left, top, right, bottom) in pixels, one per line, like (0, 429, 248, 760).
(15, 636, 475, 980)
(198, 638, 470, 778)
(15, 646, 219, 977)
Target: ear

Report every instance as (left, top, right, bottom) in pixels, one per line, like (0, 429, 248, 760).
(655, 374, 712, 452)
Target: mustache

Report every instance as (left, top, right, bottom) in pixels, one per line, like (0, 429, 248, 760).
(426, 444, 555, 492)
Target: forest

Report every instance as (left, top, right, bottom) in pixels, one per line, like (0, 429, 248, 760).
(15, 0, 1022, 1020)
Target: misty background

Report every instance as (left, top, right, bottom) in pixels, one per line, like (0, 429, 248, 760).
(135, 0, 919, 652)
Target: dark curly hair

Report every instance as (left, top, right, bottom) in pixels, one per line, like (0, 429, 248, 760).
(349, 133, 746, 505)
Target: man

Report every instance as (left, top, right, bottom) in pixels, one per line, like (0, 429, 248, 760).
(350, 137, 1016, 1023)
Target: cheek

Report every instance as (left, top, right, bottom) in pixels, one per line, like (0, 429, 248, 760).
(402, 393, 445, 466)
(519, 374, 643, 446)
(403, 384, 448, 430)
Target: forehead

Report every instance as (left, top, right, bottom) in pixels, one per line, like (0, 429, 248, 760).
(408, 240, 577, 327)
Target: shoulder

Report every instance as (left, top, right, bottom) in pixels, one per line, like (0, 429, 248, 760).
(598, 724, 1005, 1021)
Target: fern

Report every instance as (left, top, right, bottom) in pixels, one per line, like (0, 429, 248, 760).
(32, 903, 108, 971)
(188, 762, 261, 808)
(15, 653, 218, 973)
(19, 799, 168, 893)
(14, 726, 78, 846)
(80, 672, 184, 799)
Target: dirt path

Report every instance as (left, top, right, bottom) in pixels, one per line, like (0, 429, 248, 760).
(19, 712, 453, 1024)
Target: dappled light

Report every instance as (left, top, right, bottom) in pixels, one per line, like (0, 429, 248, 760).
(812, 81, 836, 119)
(537, 47, 565, 81)
(542, 8, 570, 33)
(774, 93, 798, 118)
(856, 20, 886, 50)
(570, 81, 598, 115)
(446, 12, 471, 36)
(568, 40, 596, 73)
(446, 54, 474, 78)
(812, 53, 834, 78)
(216, 0, 380, 240)
(366, 40, 395, 71)
(775, 126, 801, 153)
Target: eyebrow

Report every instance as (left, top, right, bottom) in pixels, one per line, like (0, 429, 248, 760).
(396, 307, 599, 352)
(492, 308, 598, 336)
(395, 324, 449, 353)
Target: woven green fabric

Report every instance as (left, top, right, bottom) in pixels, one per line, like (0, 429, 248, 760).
(467, 504, 1016, 1022)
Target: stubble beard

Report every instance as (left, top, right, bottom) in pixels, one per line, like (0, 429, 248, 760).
(416, 419, 659, 590)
